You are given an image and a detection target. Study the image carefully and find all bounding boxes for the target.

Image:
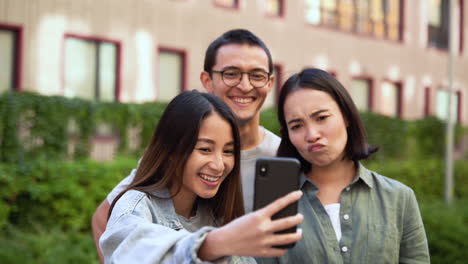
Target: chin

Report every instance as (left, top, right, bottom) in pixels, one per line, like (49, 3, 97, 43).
(197, 191, 218, 199)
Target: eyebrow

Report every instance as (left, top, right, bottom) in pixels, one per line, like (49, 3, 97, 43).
(286, 109, 328, 125)
(197, 138, 234, 146)
(221, 66, 268, 72)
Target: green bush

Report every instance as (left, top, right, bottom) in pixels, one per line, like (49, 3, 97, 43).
(0, 224, 98, 264)
(0, 156, 139, 230)
(419, 200, 468, 264)
(363, 159, 468, 200)
(0, 91, 167, 162)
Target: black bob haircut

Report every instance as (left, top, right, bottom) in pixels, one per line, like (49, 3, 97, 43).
(277, 68, 378, 173)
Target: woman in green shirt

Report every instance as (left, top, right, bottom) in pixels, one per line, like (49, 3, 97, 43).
(260, 68, 430, 263)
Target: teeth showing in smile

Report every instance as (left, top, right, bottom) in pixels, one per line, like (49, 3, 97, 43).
(232, 97, 253, 104)
(200, 174, 220, 182)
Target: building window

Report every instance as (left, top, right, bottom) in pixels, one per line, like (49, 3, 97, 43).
(428, 0, 450, 49)
(264, 0, 284, 17)
(0, 26, 20, 93)
(350, 78, 372, 111)
(158, 48, 186, 101)
(381, 81, 402, 117)
(305, 0, 403, 41)
(214, 0, 239, 8)
(436, 89, 460, 123)
(64, 36, 119, 101)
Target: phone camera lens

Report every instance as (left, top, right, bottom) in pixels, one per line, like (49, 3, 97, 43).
(260, 165, 267, 176)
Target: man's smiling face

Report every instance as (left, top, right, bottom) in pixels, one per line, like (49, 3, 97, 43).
(202, 43, 274, 124)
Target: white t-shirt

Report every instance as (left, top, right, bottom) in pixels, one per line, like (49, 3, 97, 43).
(106, 127, 281, 213)
(324, 203, 342, 242)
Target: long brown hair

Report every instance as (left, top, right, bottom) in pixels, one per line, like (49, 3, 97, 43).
(109, 90, 244, 224)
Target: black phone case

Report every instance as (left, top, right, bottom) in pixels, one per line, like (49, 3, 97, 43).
(254, 157, 301, 248)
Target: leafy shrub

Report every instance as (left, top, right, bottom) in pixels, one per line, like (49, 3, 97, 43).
(419, 200, 468, 264)
(0, 156, 139, 230)
(363, 159, 468, 200)
(0, 224, 98, 264)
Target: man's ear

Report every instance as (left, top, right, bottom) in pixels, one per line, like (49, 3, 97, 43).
(200, 71, 213, 92)
(267, 74, 275, 93)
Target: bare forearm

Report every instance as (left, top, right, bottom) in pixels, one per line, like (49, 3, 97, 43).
(92, 200, 111, 264)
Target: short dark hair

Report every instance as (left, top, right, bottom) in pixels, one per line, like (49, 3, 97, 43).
(110, 90, 244, 224)
(277, 68, 378, 173)
(203, 29, 273, 74)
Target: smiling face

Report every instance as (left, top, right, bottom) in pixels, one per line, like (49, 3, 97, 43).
(201, 44, 274, 124)
(284, 88, 349, 168)
(179, 111, 235, 201)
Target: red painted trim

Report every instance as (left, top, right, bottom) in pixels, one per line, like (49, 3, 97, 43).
(213, 0, 240, 10)
(273, 63, 283, 105)
(265, 0, 285, 18)
(400, 0, 406, 43)
(456, 90, 462, 123)
(0, 23, 23, 91)
(116, 43, 122, 102)
(62, 33, 122, 101)
(351, 75, 374, 111)
(460, 0, 465, 54)
(424, 86, 431, 117)
(158, 46, 188, 93)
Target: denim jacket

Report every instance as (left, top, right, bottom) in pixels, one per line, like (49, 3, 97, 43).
(99, 188, 256, 264)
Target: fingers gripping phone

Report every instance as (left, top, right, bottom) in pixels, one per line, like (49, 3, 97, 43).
(254, 157, 301, 248)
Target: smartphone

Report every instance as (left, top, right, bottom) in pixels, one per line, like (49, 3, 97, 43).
(253, 157, 301, 248)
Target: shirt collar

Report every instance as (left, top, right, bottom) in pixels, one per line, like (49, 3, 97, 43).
(299, 162, 374, 189)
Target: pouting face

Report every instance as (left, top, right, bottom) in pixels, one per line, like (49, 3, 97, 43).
(202, 43, 273, 124)
(180, 111, 235, 200)
(284, 88, 348, 168)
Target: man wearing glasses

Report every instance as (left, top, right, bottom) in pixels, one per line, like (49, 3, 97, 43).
(92, 29, 280, 262)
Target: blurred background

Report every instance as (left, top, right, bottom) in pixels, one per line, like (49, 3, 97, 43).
(0, 0, 467, 263)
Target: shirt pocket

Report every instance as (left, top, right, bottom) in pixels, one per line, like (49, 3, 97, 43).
(366, 223, 400, 263)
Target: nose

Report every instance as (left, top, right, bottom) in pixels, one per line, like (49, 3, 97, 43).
(208, 153, 225, 173)
(305, 125, 320, 142)
(236, 72, 254, 93)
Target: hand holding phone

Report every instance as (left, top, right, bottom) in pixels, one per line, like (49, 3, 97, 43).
(254, 157, 301, 248)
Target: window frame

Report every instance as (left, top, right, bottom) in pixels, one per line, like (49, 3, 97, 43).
(435, 88, 462, 124)
(62, 33, 121, 101)
(381, 79, 403, 118)
(0, 23, 23, 91)
(157, 46, 188, 99)
(427, 0, 464, 54)
(264, 0, 285, 18)
(304, 0, 405, 43)
(351, 76, 375, 112)
(424, 86, 431, 117)
(213, 0, 240, 10)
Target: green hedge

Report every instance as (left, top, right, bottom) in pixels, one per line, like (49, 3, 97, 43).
(0, 157, 467, 263)
(363, 159, 468, 200)
(1, 92, 466, 164)
(0, 156, 138, 230)
(0, 91, 167, 163)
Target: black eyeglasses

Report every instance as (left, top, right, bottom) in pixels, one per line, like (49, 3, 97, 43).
(211, 68, 271, 88)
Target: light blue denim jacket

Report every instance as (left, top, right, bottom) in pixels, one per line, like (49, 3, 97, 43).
(99, 188, 256, 264)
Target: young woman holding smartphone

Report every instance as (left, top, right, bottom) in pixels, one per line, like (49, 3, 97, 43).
(100, 90, 303, 263)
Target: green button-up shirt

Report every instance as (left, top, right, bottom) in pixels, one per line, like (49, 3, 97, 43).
(257, 163, 430, 264)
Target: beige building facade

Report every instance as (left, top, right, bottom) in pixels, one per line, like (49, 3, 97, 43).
(0, 0, 467, 124)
